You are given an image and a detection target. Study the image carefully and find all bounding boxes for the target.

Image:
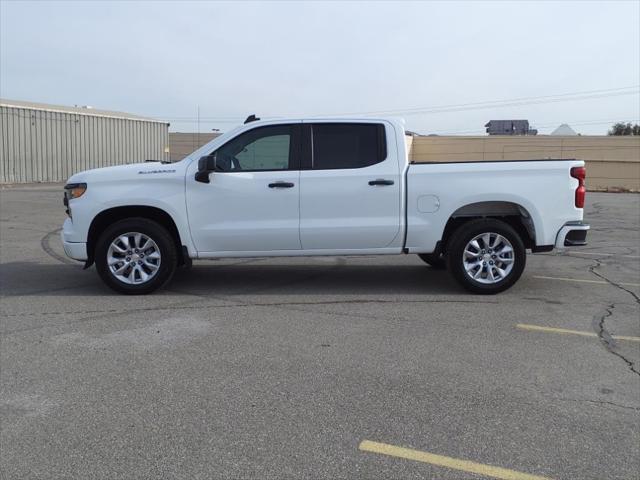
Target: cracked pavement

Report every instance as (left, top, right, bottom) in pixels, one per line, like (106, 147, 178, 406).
(1, 186, 639, 479)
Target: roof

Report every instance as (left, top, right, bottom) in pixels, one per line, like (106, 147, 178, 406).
(0, 98, 168, 124)
(239, 116, 405, 126)
(485, 119, 530, 127)
(550, 123, 578, 136)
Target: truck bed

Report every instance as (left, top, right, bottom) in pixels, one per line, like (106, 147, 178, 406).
(404, 159, 584, 253)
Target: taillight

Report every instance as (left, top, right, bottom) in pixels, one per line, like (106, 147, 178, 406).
(571, 166, 586, 208)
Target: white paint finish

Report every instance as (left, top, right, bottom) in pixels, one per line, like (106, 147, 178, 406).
(61, 116, 587, 269)
(299, 120, 404, 250)
(417, 194, 440, 213)
(63, 159, 196, 256)
(405, 160, 585, 253)
(60, 226, 88, 260)
(299, 165, 402, 249)
(197, 247, 401, 258)
(185, 169, 301, 252)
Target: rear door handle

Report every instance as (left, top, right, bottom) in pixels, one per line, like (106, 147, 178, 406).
(368, 179, 394, 186)
(268, 181, 295, 188)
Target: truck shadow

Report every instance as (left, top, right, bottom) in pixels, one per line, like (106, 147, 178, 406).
(173, 262, 460, 296)
(0, 260, 462, 297)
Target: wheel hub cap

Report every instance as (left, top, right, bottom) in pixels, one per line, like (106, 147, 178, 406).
(462, 232, 515, 284)
(107, 232, 161, 285)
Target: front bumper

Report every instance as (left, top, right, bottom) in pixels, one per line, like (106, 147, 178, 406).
(61, 218, 88, 260)
(62, 239, 88, 261)
(555, 222, 590, 249)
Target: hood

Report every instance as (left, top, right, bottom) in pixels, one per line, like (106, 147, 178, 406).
(66, 160, 187, 185)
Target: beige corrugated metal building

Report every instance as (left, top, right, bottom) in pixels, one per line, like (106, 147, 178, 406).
(0, 99, 170, 183)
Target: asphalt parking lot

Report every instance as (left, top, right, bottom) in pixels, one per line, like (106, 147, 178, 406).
(1, 186, 639, 480)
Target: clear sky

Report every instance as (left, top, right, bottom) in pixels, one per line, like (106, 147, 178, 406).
(1, 0, 639, 135)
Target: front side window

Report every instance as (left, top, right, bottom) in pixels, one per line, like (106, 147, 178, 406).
(213, 125, 294, 172)
(311, 123, 386, 170)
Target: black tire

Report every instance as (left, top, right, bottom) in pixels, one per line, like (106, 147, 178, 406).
(418, 253, 447, 269)
(95, 217, 178, 295)
(446, 218, 525, 294)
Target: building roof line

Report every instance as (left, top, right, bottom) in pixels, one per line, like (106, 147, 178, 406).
(0, 98, 169, 125)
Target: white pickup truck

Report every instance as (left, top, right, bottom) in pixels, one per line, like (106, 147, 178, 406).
(62, 117, 589, 295)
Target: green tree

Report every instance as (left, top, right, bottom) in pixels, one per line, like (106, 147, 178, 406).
(608, 122, 640, 135)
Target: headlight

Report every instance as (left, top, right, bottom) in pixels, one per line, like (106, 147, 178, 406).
(64, 183, 87, 199)
(63, 183, 87, 218)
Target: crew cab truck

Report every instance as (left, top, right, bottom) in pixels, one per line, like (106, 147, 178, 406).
(61, 117, 589, 295)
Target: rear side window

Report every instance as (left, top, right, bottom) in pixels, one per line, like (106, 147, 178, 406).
(311, 123, 387, 170)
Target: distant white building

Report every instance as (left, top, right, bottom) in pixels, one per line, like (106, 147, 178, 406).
(485, 119, 537, 135)
(551, 124, 578, 136)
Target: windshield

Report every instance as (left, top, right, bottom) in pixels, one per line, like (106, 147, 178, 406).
(180, 124, 245, 163)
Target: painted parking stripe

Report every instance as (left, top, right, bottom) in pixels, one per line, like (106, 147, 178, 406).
(516, 324, 640, 342)
(532, 275, 640, 287)
(359, 440, 552, 480)
(563, 251, 640, 259)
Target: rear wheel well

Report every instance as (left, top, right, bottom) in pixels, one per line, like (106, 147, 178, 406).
(86, 206, 184, 266)
(440, 202, 536, 253)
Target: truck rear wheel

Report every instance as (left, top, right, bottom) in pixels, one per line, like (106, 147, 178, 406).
(95, 218, 177, 295)
(447, 218, 525, 294)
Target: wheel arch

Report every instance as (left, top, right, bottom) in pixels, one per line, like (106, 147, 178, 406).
(440, 201, 537, 253)
(86, 206, 185, 268)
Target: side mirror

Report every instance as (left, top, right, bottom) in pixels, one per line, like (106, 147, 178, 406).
(195, 154, 216, 183)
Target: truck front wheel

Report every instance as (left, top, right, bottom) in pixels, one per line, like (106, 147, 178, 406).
(95, 218, 178, 295)
(447, 219, 525, 294)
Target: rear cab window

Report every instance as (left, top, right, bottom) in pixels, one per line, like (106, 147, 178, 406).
(308, 123, 387, 170)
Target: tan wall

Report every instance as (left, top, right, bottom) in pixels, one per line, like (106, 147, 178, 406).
(410, 135, 640, 192)
(169, 133, 221, 162)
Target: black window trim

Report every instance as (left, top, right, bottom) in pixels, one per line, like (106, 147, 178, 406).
(209, 123, 301, 173)
(302, 122, 388, 171)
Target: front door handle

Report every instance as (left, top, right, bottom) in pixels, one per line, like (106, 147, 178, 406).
(268, 181, 295, 188)
(368, 179, 394, 186)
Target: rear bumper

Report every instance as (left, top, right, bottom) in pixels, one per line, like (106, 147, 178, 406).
(555, 222, 590, 249)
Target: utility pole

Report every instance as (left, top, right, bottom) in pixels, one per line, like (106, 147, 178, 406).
(196, 105, 200, 151)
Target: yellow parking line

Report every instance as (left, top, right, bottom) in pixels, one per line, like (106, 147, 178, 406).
(532, 275, 640, 287)
(564, 251, 640, 259)
(359, 440, 552, 480)
(516, 324, 640, 342)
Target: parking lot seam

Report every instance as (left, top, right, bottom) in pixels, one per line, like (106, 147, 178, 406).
(593, 302, 640, 376)
(1, 298, 498, 335)
(587, 256, 640, 376)
(548, 396, 640, 412)
(588, 258, 640, 304)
